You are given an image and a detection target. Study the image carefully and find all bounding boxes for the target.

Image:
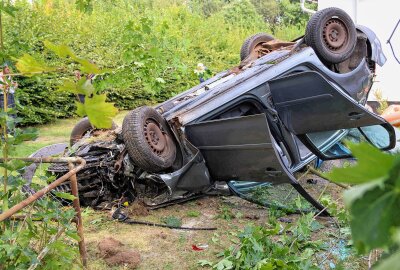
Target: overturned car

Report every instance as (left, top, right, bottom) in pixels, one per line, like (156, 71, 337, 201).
(31, 8, 395, 214)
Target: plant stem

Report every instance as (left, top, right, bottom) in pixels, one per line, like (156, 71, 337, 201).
(1, 88, 8, 231)
(0, 3, 3, 52)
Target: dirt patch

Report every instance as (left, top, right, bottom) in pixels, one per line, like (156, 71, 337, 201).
(98, 237, 141, 269)
(128, 201, 150, 217)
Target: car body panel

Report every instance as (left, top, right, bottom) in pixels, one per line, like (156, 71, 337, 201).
(186, 114, 291, 183)
(356, 25, 387, 66)
(269, 71, 386, 134)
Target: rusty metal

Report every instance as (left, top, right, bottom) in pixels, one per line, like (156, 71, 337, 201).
(144, 120, 167, 155)
(323, 18, 348, 52)
(0, 157, 86, 221)
(114, 148, 127, 173)
(68, 162, 88, 267)
(0, 156, 87, 267)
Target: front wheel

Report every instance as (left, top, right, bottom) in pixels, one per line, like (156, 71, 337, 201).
(240, 33, 275, 61)
(70, 117, 117, 146)
(122, 106, 176, 172)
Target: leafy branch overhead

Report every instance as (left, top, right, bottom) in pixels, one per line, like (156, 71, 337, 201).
(325, 142, 400, 269)
(15, 41, 117, 129)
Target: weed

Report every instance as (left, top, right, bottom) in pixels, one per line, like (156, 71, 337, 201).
(217, 206, 235, 221)
(186, 210, 200, 217)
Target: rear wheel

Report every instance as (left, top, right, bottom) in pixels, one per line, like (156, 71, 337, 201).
(305, 7, 357, 64)
(240, 33, 274, 61)
(70, 117, 117, 146)
(122, 106, 176, 172)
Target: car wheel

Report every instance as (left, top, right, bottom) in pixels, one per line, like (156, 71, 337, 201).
(305, 7, 357, 64)
(122, 106, 176, 172)
(70, 117, 117, 146)
(240, 33, 275, 61)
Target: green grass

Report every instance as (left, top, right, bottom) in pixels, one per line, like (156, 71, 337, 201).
(12, 111, 129, 158)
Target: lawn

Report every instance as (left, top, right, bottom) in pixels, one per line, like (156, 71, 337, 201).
(13, 111, 129, 157)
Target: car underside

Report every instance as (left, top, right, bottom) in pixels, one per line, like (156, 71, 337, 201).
(24, 8, 395, 215)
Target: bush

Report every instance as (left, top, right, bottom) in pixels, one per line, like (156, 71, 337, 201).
(2, 0, 306, 125)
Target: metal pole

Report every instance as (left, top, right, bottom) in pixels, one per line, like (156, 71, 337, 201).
(68, 162, 88, 267)
(0, 157, 86, 221)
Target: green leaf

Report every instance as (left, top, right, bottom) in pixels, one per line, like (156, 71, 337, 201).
(161, 216, 182, 227)
(58, 78, 94, 96)
(79, 94, 118, 129)
(325, 142, 396, 184)
(44, 41, 75, 58)
(198, 260, 213, 267)
(15, 54, 55, 75)
(75, 101, 85, 117)
(76, 58, 102, 74)
(374, 251, 400, 270)
(349, 184, 400, 253)
(53, 192, 76, 201)
(0, 160, 27, 171)
(0, 3, 18, 17)
(343, 181, 383, 207)
(65, 230, 80, 241)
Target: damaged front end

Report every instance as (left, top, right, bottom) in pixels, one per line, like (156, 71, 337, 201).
(47, 128, 221, 209)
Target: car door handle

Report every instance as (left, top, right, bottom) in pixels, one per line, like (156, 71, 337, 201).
(348, 112, 364, 120)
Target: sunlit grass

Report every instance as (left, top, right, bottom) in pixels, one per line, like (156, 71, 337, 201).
(12, 110, 130, 158)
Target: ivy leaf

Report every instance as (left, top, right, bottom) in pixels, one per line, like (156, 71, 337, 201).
(325, 142, 396, 184)
(15, 54, 55, 75)
(78, 94, 117, 129)
(349, 184, 400, 254)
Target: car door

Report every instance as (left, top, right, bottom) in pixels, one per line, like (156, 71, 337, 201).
(268, 71, 396, 159)
(185, 112, 292, 184)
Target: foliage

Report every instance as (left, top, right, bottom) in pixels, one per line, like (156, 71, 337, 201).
(374, 89, 389, 114)
(1, 0, 306, 126)
(326, 142, 400, 269)
(14, 40, 117, 129)
(204, 213, 325, 269)
(0, 77, 80, 268)
(161, 216, 182, 227)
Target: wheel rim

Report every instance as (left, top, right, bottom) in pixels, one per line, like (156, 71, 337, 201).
(322, 18, 349, 53)
(143, 119, 167, 155)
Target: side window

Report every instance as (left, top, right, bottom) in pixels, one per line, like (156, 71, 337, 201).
(304, 124, 395, 159)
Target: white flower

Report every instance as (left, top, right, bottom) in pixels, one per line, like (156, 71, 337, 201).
(194, 63, 206, 75)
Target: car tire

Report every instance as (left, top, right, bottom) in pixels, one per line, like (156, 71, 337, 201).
(70, 117, 117, 146)
(240, 33, 275, 61)
(304, 7, 357, 64)
(122, 106, 176, 172)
